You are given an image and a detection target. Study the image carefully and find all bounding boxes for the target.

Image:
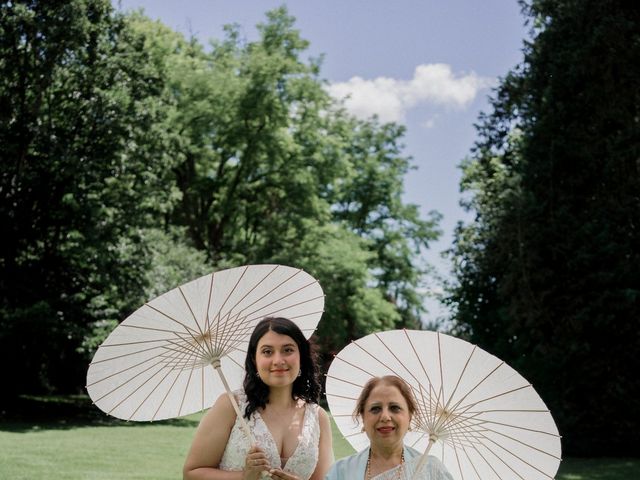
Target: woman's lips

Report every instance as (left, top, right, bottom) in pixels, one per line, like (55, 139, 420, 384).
(377, 426, 395, 433)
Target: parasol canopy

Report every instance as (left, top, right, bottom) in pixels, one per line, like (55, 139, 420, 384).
(326, 329, 561, 480)
(86, 264, 324, 426)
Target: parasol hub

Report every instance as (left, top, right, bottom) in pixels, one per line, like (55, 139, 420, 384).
(191, 330, 219, 348)
(435, 405, 455, 421)
(430, 406, 457, 442)
(209, 356, 222, 369)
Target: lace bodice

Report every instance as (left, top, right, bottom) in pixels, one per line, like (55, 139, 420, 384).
(219, 391, 321, 480)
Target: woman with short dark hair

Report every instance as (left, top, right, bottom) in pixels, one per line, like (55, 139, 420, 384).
(325, 375, 452, 480)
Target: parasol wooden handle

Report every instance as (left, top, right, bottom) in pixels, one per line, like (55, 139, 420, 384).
(213, 364, 272, 479)
(212, 363, 256, 444)
(411, 437, 435, 480)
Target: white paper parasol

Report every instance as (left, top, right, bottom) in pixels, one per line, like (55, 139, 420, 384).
(86, 264, 324, 438)
(326, 329, 561, 480)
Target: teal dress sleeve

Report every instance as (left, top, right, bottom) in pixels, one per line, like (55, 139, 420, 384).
(393, 446, 455, 480)
(324, 448, 369, 480)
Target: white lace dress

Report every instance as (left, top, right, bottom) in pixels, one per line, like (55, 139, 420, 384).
(219, 391, 321, 480)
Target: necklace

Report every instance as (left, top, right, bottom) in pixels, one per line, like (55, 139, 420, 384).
(365, 448, 405, 480)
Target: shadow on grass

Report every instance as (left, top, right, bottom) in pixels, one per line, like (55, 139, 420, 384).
(0, 394, 201, 432)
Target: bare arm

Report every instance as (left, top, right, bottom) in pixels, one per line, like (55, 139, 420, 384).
(309, 407, 334, 480)
(183, 394, 270, 480)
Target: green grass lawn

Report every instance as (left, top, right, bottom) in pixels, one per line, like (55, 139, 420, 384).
(0, 395, 637, 479)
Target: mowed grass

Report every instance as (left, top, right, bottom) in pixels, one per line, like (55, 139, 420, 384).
(1, 420, 196, 479)
(0, 395, 197, 480)
(0, 395, 637, 479)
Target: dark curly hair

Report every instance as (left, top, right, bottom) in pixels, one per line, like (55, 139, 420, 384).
(243, 317, 321, 419)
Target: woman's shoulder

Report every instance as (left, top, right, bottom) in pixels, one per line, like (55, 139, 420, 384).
(215, 389, 245, 406)
(325, 449, 368, 478)
(232, 388, 247, 403)
(402, 447, 453, 479)
(302, 399, 324, 413)
(315, 404, 329, 419)
(295, 398, 325, 418)
(404, 444, 421, 459)
(196, 390, 240, 433)
(403, 446, 443, 464)
(403, 446, 442, 462)
(333, 448, 368, 463)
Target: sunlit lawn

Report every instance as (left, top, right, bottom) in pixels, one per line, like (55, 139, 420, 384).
(0, 395, 637, 479)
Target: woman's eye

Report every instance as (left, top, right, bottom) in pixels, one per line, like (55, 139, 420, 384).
(369, 407, 381, 413)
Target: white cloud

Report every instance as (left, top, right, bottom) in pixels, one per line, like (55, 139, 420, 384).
(421, 117, 437, 129)
(327, 63, 494, 123)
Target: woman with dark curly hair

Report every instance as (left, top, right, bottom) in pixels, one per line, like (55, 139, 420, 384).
(184, 317, 333, 480)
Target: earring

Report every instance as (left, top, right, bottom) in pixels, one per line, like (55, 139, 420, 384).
(297, 369, 302, 378)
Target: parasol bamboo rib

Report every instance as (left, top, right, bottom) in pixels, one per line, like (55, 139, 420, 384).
(91, 283, 319, 372)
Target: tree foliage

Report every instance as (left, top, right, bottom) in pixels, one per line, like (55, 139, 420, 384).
(157, 7, 440, 355)
(0, 0, 188, 395)
(448, 0, 640, 455)
(1, 2, 439, 396)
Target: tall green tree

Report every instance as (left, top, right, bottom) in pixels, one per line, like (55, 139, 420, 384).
(0, 0, 181, 396)
(166, 8, 337, 263)
(163, 7, 441, 355)
(1, 3, 441, 396)
(449, 0, 640, 455)
(329, 116, 441, 331)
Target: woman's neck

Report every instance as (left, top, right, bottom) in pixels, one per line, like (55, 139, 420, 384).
(267, 385, 295, 409)
(370, 443, 404, 461)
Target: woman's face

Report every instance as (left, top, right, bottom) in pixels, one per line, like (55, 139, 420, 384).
(255, 330, 301, 387)
(362, 383, 411, 449)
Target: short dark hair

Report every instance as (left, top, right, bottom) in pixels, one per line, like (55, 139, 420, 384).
(353, 375, 417, 424)
(243, 317, 321, 418)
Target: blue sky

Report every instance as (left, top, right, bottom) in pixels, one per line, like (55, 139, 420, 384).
(114, 0, 528, 322)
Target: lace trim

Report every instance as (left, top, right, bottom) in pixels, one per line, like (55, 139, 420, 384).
(219, 391, 320, 479)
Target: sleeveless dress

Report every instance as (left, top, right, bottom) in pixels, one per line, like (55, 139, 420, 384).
(220, 391, 321, 480)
